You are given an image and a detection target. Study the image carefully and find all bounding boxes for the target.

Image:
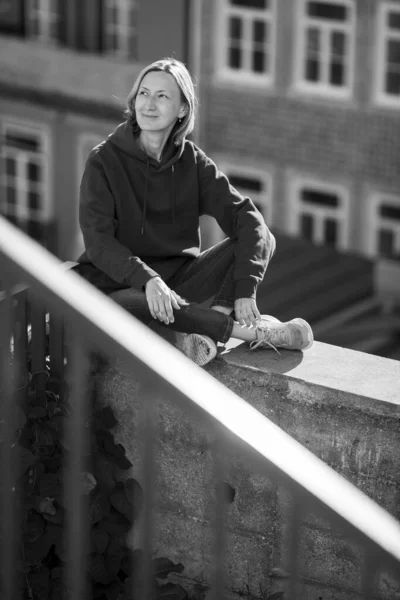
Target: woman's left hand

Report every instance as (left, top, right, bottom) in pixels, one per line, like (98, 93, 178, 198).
(234, 298, 261, 328)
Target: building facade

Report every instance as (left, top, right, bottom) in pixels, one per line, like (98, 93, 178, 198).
(0, 0, 190, 259)
(196, 0, 400, 266)
(1, 0, 400, 271)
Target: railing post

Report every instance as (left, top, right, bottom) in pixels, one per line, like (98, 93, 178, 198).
(138, 381, 157, 600)
(211, 435, 227, 600)
(64, 333, 90, 600)
(49, 311, 65, 395)
(286, 485, 304, 600)
(362, 547, 380, 600)
(12, 289, 29, 389)
(29, 293, 47, 392)
(0, 278, 20, 600)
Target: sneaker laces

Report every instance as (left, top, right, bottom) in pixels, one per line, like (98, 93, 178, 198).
(249, 324, 290, 355)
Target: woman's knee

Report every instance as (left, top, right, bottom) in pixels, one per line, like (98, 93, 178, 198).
(108, 287, 148, 312)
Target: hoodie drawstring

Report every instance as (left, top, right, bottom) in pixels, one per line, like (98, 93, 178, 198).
(141, 158, 149, 235)
(171, 165, 176, 225)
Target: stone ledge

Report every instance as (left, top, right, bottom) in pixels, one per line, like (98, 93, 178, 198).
(216, 340, 400, 418)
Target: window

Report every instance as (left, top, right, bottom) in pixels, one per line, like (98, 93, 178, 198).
(376, 3, 400, 105)
(206, 163, 272, 246)
(368, 194, 400, 260)
(295, 0, 355, 96)
(26, 0, 60, 44)
(218, 0, 276, 81)
(228, 173, 270, 223)
(0, 123, 51, 241)
(288, 177, 349, 250)
(103, 0, 138, 59)
(74, 133, 104, 256)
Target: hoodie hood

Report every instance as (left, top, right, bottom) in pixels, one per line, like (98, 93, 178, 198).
(107, 120, 184, 171)
(107, 121, 184, 233)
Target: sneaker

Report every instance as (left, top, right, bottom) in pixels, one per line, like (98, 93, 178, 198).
(250, 315, 313, 353)
(175, 333, 218, 366)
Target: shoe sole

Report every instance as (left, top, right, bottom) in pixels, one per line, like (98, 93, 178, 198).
(175, 333, 217, 366)
(261, 315, 314, 351)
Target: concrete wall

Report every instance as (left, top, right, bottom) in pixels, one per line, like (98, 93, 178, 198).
(97, 341, 400, 599)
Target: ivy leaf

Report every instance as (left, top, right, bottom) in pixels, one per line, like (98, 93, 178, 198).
(91, 528, 109, 554)
(50, 566, 63, 580)
(27, 565, 50, 600)
(47, 415, 66, 434)
(36, 496, 57, 516)
(23, 510, 46, 543)
(154, 557, 185, 580)
(29, 405, 48, 420)
(35, 423, 56, 446)
(24, 530, 54, 562)
(97, 431, 132, 470)
(124, 478, 143, 521)
(47, 376, 63, 396)
(96, 406, 118, 430)
(93, 580, 124, 600)
(120, 547, 134, 577)
(81, 471, 97, 495)
(30, 371, 49, 392)
(158, 582, 188, 599)
(39, 473, 62, 501)
(110, 484, 133, 522)
(93, 456, 117, 492)
(9, 445, 36, 482)
(104, 580, 124, 600)
(89, 554, 114, 585)
(89, 489, 110, 525)
(96, 508, 132, 536)
(42, 506, 65, 525)
(105, 551, 122, 581)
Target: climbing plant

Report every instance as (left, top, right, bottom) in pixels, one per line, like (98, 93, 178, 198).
(0, 368, 190, 600)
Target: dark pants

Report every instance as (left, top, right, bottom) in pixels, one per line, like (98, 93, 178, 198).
(109, 238, 263, 344)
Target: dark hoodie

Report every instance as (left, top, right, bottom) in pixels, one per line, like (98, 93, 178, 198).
(77, 121, 274, 298)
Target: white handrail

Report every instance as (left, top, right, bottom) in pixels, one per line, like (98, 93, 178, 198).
(1, 215, 400, 563)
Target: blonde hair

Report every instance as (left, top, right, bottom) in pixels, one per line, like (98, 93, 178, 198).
(125, 57, 198, 146)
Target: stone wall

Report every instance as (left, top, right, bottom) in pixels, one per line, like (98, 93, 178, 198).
(96, 341, 400, 599)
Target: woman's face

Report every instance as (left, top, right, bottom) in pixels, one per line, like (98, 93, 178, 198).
(135, 71, 186, 136)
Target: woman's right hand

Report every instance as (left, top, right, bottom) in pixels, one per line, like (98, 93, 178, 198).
(145, 277, 188, 324)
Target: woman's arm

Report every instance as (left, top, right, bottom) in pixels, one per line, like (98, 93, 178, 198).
(197, 150, 276, 300)
(79, 156, 160, 289)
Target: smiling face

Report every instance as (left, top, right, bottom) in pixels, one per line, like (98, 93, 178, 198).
(135, 70, 187, 137)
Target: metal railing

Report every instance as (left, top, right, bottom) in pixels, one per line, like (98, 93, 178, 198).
(1, 215, 400, 600)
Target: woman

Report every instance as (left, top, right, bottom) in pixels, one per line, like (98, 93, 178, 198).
(76, 58, 313, 366)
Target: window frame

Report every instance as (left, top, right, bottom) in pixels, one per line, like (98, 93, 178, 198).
(366, 192, 400, 260)
(293, 0, 356, 98)
(25, 0, 60, 45)
(102, 0, 138, 60)
(375, 2, 400, 108)
(75, 133, 105, 255)
(216, 0, 277, 85)
(0, 119, 52, 228)
(207, 159, 273, 246)
(288, 174, 350, 251)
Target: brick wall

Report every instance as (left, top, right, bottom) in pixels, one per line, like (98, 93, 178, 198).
(197, 0, 400, 255)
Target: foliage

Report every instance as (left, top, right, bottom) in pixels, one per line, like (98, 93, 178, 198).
(0, 370, 190, 600)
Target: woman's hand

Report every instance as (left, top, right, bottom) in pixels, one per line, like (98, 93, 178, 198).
(145, 277, 188, 324)
(234, 298, 261, 328)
